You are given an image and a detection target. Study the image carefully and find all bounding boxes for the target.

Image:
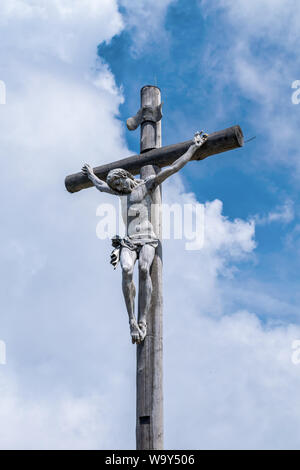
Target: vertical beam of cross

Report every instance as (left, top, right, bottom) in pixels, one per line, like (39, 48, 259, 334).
(64, 84, 245, 450)
(133, 86, 163, 450)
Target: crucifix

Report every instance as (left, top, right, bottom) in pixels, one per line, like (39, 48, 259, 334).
(65, 85, 244, 450)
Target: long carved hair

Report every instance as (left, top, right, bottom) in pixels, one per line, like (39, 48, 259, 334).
(106, 168, 135, 190)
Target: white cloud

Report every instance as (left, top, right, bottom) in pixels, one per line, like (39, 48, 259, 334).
(255, 199, 294, 225)
(166, 309, 300, 450)
(0, 0, 134, 450)
(0, 0, 300, 450)
(203, 0, 300, 46)
(118, 0, 176, 55)
(0, 0, 123, 66)
(285, 224, 300, 255)
(0, 373, 114, 450)
(200, 0, 300, 175)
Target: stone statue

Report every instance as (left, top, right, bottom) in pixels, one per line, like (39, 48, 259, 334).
(82, 131, 208, 344)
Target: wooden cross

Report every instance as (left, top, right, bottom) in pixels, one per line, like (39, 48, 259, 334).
(65, 85, 244, 450)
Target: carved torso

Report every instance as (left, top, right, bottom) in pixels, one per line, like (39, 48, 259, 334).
(120, 179, 157, 240)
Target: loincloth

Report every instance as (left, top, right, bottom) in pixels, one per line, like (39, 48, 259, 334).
(110, 235, 159, 269)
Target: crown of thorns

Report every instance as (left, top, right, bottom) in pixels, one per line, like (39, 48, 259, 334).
(106, 168, 135, 188)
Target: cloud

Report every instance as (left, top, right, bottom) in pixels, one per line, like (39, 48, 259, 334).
(0, 0, 300, 450)
(0, 0, 123, 66)
(166, 309, 300, 450)
(118, 0, 176, 55)
(200, 0, 300, 176)
(0, 0, 135, 450)
(202, 0, 300, 46)
(0, 372, 114, 450)
(254, 199, 294, 225)
(285, 224, 300, 255)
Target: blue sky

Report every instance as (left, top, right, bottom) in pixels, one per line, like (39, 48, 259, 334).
(100, 0, 300, 321)
(0, 0, 300, 450)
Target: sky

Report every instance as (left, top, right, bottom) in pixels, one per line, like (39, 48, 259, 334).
(0, 0, 300, 450)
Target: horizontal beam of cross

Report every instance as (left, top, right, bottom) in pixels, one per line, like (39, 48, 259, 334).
(65, 125, 243, 193)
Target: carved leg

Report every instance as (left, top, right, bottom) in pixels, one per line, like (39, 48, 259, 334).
(120, 248, 140, 343)
(138, 244, 156, 343)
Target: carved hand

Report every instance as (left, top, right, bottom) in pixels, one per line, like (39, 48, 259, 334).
(193, 131, 208, 147)
(81, 163, 94, 179)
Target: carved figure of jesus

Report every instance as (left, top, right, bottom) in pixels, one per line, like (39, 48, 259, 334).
(82, 131, 208, 344)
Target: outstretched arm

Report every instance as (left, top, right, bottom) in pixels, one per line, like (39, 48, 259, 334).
(147, 131, 208, 189)
(82, 164, 118, 195)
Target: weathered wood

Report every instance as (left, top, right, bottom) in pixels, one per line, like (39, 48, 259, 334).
(136, 86, 163, 450)
(65, 125, 244, 193)
(140, 85, 162, 153)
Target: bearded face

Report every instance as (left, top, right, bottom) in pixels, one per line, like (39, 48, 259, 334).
(110, 176, 135, 194)
(106, 169, 137, 194)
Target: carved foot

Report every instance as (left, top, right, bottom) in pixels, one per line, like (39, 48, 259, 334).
(130, 319, 142, 344)
(138, 321, 147, 343)
(129, 319, 147, 344)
